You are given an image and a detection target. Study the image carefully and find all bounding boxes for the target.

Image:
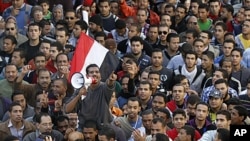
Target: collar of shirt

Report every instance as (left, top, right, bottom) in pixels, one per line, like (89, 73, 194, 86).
(8, 120, 24, 129)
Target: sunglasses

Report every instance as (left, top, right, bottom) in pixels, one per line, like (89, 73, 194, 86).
(65, 17, 75, 20)
(5, 28, 15, 31)
(159, 31, 168, 35)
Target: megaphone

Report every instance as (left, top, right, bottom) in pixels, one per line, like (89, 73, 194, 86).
(71, 72, 97, 89)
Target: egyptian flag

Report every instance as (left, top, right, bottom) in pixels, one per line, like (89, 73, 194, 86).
(69, 32, 119, 81)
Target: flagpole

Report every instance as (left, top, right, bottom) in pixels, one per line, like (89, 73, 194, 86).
(82, 10, 89, 35)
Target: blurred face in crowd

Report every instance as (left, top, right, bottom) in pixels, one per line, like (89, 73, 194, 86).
(37, 115, 53, 133)
(9, 105, 23, 123)
(5, 22, 17, 36)
(5, 65, 18, 82)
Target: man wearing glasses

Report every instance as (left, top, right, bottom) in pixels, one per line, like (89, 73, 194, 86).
(0, 21, 28, 50)
(23, 112, 64, 141)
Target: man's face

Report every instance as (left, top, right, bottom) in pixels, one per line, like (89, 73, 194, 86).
(148, 27, 158, 41)
(87, 66, 101, 83)
(37, 93, 49, 108)
(83, 127, 98, 141)
(237, 8, 245, 22)
(33, 10, 43, 22)
(199, 32, 210, 46)
(12, 0, 24, 9)
(220, 8, 229, 20)
(142, 114, 153, 130)
(13, 94, 26, 110)
(173, 114, 187, 129)
(127, 100, 141, 120)
(57, 119, 69, 134)
(185, 33, 195, 45)
(242, 21, 250, 35)
(34, 56, 46, 70)
(38, 116, 53, 133)
(168, 37, 179, 52)
(40, 42, 50, 59)
(195, 104, 208, 121)
(53, 80, 66, 99)
(95, 36, 105, 46)
(151, 52, 163, 67)
(73, 24, 82, 38)
(222, 42, 234, 57)
(194, 41, 205, 57)
(131, 41, 143, 56)
(190, 2, 199, 15)
(148, 74, 160, 89)
(158, 26, 169, 41)
(214, 26, 225, 40)
(152, 96, 165, 112)
(186, 103, 196, 117)
(67, 113, 78, 128)
(5, 22, 17, 36)
(138, 0, 149, 9)
(231, 51, 242, 66)
(230, 108, 243, 125)
(121, 77, 129, 93)
(212, 71, 224, 84)
(176, 129, 190, 141)
(175, 7, 186, 21)
(110, 2, 119, 16)
(42, 24, 51, 36)
(209, 97, 223, 109)
(187, 17, 199, 30)
(215, 83, 228, 99)
(156, 111, 168, 122)
(98, 2, 110, 16)
(28, 25, 41, 40)
(56, 54, 69, 73)
(244, 10, 250, 20)
(37, 71, 51, 89)
(172, 86, 185, 102)
(11, 51, 24, 67)
(198, 8, 209, 20)
(49, 46, 59, 61)
(185, 54, 197, 69)
(5, 65, 18, 82)
(209, 2, 220, 15)
(65, 12, 77, 29)
(128, 26, 139, 39)
(89, 22, 98, 32)
(201, 54, 213, 70)
(221, 61, 232, 75)
(137, 10, 147, 24)
(151, 122, 165, 136)
(160, 15, 172, 27)
(56, 30, 68, 45)
(3, 38, 15, 54)
(138, 83, 152, 101)
(215, 114, 230, 129)
(9, 105, 23, 123)
(165, 7, 175, 17)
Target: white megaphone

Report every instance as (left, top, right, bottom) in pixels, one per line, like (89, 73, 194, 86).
(71, 72, 97, 89)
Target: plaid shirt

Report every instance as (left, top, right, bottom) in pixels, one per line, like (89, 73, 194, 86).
(201, 85, 238, 103)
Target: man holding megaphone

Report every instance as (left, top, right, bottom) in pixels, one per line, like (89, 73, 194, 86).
(65, 63, 117, 130)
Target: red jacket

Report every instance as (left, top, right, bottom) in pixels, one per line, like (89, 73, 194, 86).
(119, 1, 160, 25)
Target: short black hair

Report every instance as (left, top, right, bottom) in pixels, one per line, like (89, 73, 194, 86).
(98, 125, 116, 140)
(11, 90, 25, 101)
(4, 35, 17, 45)
(75, 20, 88, 31)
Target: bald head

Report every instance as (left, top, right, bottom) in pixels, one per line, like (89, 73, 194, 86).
(68, 131, 84, 141)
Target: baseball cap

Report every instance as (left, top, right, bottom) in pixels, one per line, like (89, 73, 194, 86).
(209, 89, 223, 98)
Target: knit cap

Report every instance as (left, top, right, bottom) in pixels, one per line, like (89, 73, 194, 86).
(89, 14, 103, 27)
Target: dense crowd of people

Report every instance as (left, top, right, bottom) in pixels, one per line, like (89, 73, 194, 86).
(0, 0, 249, 141)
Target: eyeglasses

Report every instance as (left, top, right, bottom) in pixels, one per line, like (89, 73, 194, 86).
(5, 27, 15, 31)
(188, 22, 198, 25)
(41, 123, 54, 127)
(65, 17, 75, 20)
(159, 31, 168, 35)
